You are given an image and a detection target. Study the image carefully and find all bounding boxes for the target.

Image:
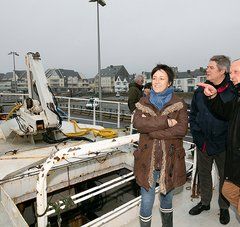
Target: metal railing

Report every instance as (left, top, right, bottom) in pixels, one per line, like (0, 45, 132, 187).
(0, 92, 28, 102)
(35, 135, 197, 227)
(56, 96, 131, 128)
(36, 134, 139, 226)
(0, 93, 132, 128)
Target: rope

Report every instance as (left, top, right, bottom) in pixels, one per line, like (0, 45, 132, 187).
(64, 120, 118, 139)
(4, 107, 117, 139)
(5, 103, 22, 121)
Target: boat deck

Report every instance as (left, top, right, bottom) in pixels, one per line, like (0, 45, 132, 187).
(1, 132, 239, 227)
(120, 182, 240, 227)
(0, 205, 12, 226)
(0, 139, 89, 180)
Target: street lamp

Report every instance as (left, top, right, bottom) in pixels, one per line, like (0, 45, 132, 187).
(89, 0, 106, 6)
(8, 51, 19, 93)
(89, 0, 106, 123)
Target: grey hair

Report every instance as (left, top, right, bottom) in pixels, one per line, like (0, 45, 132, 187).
(210, 55, 230, 73)
(134, 74, 144, 82)
(232, 58, 240, 63)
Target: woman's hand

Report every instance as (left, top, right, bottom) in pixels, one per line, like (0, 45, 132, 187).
(167, 118, 177, 127)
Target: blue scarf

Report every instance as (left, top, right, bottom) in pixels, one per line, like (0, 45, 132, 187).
(149, 87, 174, 110)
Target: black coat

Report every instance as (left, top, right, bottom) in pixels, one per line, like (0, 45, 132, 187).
(208, 83, 240, 186)
(128, 82, 143, 112)
(189, 78, 233, 155)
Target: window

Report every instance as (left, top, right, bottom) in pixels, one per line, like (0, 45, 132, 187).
(187, 79, 194, 84)
(200, 76, 206, 82)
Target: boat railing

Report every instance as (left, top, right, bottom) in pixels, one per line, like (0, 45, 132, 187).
(0, 93, 132, 129)
(36, 133, 139, 226)
(0, 92, 28, 102)
(55, 96, 131, 129)
(36, 135, 197, 227)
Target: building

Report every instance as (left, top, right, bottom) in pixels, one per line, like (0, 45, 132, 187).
(0, 71, 27, 93)
(1, 68, 89, 95)
(0, 73, 12, 92)
(45, 69, 68, 93)
(16, 71, 28, 93)
(94, 65, 130, 93)
(0, 66, 207, 94)
(46, 68, 89, 95)
(142, 71, 151, 83)
(174, 68, 206, 92)
(78, 78, 90, 94)
(88, 78, 96, 93)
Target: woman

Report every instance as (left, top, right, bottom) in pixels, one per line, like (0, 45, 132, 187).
(133, 64, 188, 227)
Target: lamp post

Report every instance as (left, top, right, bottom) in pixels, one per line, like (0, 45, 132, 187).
(8, 51, 19, 93)
(89, 0, 106, 123)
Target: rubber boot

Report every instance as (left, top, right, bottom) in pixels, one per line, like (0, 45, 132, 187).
(139, 215, 151, 227)
(160, 211, 173, 227)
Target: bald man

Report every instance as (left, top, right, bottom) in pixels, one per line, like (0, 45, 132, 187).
(198, 59, 240, 216)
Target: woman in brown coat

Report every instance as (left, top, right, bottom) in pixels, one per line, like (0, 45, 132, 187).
(133, 64, 188, 227)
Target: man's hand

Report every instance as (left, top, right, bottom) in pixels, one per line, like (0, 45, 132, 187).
(167, 119, 177, 127)
(197, 82, 217, 98)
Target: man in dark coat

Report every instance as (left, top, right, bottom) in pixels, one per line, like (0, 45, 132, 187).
(128, 75, 144, 113)
(189, 55, 233, 225)
(199, 59, 240, 217)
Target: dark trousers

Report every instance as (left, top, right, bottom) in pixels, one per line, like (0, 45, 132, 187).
(197, 149, 229, 209)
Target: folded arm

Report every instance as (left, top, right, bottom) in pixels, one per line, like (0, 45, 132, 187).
(133, 109, 169, 133)
(148, 104, 188, 140)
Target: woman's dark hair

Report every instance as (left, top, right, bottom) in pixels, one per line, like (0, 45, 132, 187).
(151, 64, 175, 86)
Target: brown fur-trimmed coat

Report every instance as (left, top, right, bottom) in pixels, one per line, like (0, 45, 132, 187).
(133, 94, 188, 194)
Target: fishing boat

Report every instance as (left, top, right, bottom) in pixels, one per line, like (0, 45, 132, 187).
(0, 52, 239, 227)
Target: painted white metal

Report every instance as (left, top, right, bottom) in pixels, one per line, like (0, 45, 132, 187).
(71, 172, 133, 199)
(26, 61, 33, 98)
(211, 161, 218, 189)
(130, 114, 134, 134)
(190, 145, 197, 193)
(46, 175, 135, 215)
(73, 175, 135, 204)
(36, 137, 198, 226)
(55, 95, 131, 128)
(82, 187, 160, 227)
(36, 133, 139, 226)
(117, 102, 120, 128)
(93, 99, 96, 126)
(0, 92, 28, 97)
(0, 92, 131, 130)
(83, 196, 141, 227)
(67, 98, 71, 122)
(89, 182, 240, 227)
(0, 149, 131, 204)
(190, 144, 217, 193)
(25, 53, 59, 128)
(0, 118, 19, 139)
(0, 186, 28, 227)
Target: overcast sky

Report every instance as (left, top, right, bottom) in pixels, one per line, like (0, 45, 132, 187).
(1, 0, 240, 78)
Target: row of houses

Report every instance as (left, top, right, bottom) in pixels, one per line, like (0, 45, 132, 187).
(0, 65, 207, 94)
(0, 65, 132, 95)
(143, 67, 206, 92)
(174, 68, 206, 92)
